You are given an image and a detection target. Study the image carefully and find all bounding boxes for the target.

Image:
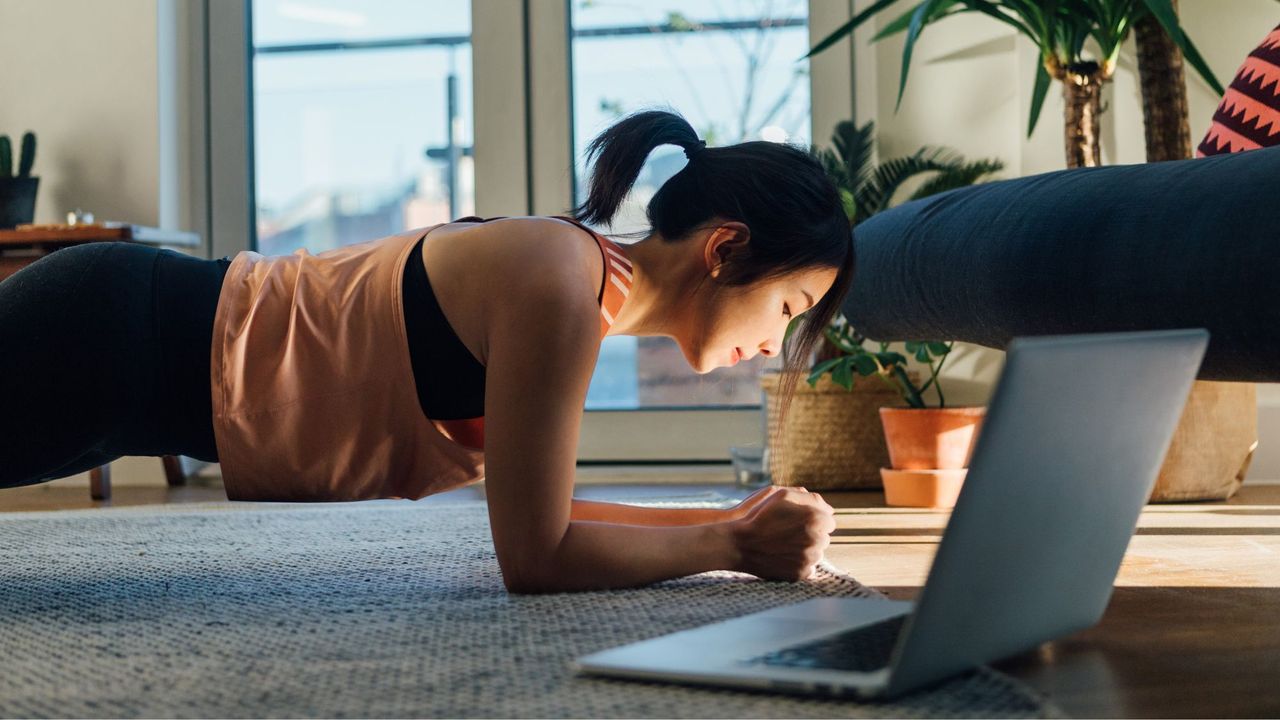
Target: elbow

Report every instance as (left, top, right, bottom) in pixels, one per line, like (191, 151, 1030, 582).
(501, 568, 561, 595)
(499, 556, 564, 595)
(495, 527, 574, 594)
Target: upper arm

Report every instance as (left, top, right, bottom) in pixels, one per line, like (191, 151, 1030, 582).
(481, 245, 602, 591)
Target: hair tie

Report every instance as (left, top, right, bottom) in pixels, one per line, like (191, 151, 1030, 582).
(684, 139, 707, 161)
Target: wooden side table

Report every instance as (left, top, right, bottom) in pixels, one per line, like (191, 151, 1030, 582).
(0, 223, 203, 500)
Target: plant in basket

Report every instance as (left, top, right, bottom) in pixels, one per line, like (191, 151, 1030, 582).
(764, 120, 1000, 505)
(799, 316, 984, 508)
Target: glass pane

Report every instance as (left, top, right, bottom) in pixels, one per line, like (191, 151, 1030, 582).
(570, 0, 811, 410)
(251, 0, 474, 255)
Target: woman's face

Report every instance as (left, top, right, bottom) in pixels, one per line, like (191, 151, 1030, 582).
(679, 225, 839, 374)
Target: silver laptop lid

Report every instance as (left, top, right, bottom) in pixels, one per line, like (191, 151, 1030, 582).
(886, 329, 1209, 697)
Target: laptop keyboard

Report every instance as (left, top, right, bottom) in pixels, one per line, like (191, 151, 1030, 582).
(746, 614, 908, 673)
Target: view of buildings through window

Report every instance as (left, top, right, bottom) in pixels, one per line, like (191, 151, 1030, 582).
(250, 0, 474, 257)
(249, 0, 811, 411)
(571, 0, 811, 409)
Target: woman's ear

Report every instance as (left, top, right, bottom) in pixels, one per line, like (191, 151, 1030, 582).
(705, 221, 751, 278)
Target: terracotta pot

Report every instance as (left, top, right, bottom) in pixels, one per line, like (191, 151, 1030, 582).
(880, 468, 968, 508)
(879, 406, 986, 470)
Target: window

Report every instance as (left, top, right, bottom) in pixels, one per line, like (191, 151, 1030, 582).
(211, 1, 853, 460)
(250, 0, 474, 255)
(570, 0, 812, 411)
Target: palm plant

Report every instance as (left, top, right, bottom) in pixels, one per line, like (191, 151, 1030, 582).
(790, 120, 1003, 407)
(804, 0, 1223, 168)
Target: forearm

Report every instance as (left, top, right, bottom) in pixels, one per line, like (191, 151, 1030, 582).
(513, 520, 741, 593)
(569, 498, 729, 526)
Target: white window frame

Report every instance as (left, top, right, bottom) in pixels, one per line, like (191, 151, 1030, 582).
(199, 0, 856, 463)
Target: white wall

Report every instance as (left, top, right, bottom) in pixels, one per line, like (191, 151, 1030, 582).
(0, 0, 161, 226)
(852, 0, 1280, 481)
(0, 0, 197, 489)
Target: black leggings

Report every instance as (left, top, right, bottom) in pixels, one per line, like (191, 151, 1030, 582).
(0, 242, 231, 490)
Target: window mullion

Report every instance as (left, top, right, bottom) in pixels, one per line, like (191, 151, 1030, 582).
(471, 0, 531, 216)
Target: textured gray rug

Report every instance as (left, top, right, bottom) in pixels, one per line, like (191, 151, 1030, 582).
(0, 493, 1058, 718)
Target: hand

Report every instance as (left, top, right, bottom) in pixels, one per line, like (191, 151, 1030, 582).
(726, 484, 785, 521)
(728, 486, 836, 581)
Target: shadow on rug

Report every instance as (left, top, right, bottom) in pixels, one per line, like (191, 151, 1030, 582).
(0, 497, 1059, 717)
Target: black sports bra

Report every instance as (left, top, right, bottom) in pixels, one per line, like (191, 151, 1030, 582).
(403, 232, 487, 420)
(402, 215, 621, 422)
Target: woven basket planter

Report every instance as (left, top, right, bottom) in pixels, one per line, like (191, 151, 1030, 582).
(760, 371, 901, 490)
(1150, 380, 1257, 502)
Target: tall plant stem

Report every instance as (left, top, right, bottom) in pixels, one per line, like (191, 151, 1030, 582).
(1063, 71, 1105, 168)
(1135, 0, 1192, 161)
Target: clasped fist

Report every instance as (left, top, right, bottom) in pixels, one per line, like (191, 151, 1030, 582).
(727, 485, 836, 582)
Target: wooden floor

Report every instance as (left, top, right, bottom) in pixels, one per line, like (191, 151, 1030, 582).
(3, 470, 1279, 718)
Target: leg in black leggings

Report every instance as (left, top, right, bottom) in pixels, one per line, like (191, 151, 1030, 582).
(0, 242, 229, 490)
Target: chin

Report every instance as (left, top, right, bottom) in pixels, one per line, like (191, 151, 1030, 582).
(682, 344, 716, 374)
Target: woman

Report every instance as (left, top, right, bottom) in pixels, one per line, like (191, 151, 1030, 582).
(0, 110, 853, 593)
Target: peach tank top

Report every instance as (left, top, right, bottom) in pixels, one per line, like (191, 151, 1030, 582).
(209, 216, 634, 502)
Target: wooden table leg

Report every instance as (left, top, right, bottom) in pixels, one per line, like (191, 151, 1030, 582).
(161, 455, 187, 486)
(89, 464, 110, 500)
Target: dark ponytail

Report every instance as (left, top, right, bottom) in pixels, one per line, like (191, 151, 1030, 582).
(573, 108, 855, 486)
(574, 110, 705, 226)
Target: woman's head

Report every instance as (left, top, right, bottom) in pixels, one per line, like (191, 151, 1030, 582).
(572, 109, 855, 455)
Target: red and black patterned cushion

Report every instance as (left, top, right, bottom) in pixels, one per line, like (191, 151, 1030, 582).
(1198, 24, 1280, 156)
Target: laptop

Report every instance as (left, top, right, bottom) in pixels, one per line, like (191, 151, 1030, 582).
(573, 329, 1209, 700)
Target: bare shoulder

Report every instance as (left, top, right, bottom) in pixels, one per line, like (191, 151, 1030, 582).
(483, 217, 603, 343)
(484, 216, 604, 301)
(421, 216, 605, 368)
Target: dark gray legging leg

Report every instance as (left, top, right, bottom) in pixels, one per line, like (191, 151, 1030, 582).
(0, 243, 137, 489)
(0, 451, 122, 490)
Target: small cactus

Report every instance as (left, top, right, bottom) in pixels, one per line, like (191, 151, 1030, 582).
(0, 132, 37, 178)
(18, 132, 35, 178)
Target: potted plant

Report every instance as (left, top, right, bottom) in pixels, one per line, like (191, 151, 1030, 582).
(0, 131, 38, 228)
(807, 3, 1257, 503)
(804, 315, 984, 507)
(803, 0, 1221, 169)
(761, 120, 1000, 494)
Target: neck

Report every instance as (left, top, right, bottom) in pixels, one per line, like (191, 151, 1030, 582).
(605, 232, 703, 339)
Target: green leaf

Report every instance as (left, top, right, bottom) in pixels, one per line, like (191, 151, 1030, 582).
(832, 361, 855, 390)
(873, 2, 969, 41)
(901, 1, 962, 110)
(802, 0, 901, 60)
(840, 188, 857, 223)
(873, 3, 924, 40)
(827, 120, 876, 199)
(891, 364, 926, 408)
(853, 354, 879, 376)
(783, 316, 800, 345)
(811, 357, 844, 377)
(926, 341, 952, 355)
(856, 147, 964, 215)
(958, 0, 1040, 42)
(1027, 57, 1051, 138)
(907, 159, 1005, 200)
(876, 351, 909, 367)
(1138, 0, 1223, 96)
